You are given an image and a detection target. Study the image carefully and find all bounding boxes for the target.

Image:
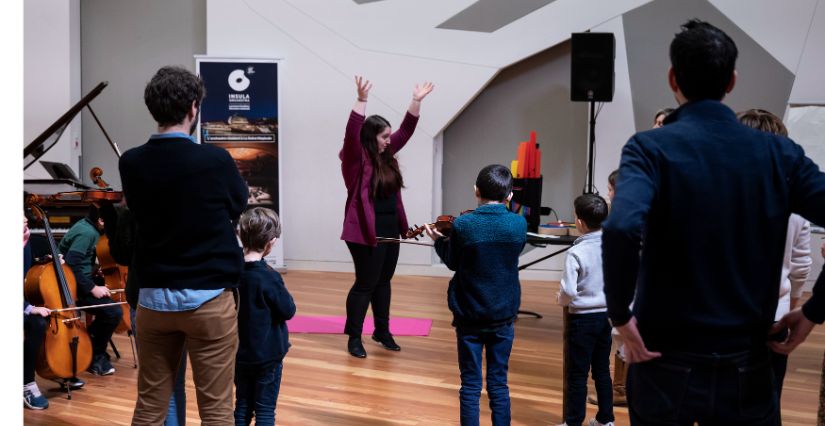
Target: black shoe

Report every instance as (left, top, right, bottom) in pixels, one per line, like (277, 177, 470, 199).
(347, 336, 367, 358)
(372, 334, 401, 351)
(55, 377, 85, 390)
(88, 354, 115, 376)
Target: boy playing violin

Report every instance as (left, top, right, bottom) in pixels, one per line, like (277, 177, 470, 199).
(424, 164, 527, 426)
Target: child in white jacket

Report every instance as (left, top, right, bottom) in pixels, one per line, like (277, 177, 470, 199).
(737, 108, 814, 404)
(557, 194, 613, 426)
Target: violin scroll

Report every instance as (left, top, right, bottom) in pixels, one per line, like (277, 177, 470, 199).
(403, 210, 473, 240)
(90, 167, 109, 189)
(405, 215, 455, 240)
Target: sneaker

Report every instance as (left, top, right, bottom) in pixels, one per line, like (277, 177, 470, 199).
(588, 419, 614, 426)
(371, 334, 401, 351)
(88, 354, 115, 376)
(347, 336, 367, 358)
(23, 382, 49, 410)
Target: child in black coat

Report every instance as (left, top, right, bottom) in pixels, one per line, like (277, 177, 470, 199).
(235, 207, 296, 426)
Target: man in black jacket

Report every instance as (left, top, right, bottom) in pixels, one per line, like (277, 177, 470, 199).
(603, 20, 825, 424)
(121, 66, 248, 425)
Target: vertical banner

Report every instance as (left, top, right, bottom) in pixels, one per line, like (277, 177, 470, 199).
(195, 57, 284, 268)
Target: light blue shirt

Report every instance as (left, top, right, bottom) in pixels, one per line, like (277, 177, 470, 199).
(138, 131, 223, 312)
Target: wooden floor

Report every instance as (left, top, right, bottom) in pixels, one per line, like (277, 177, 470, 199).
(25, 271, 825, 425)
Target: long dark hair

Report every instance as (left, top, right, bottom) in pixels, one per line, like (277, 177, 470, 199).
(361, 115, 403, 198)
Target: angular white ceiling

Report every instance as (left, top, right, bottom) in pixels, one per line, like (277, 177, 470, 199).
(709, 0, 818, 72)
(277, 0, 651, 68)
(790, 0, 825, 104)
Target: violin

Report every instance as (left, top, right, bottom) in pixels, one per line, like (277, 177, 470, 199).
(23, 201, 93, 391)
(28, 167, 123, 208)
(404, 210, 474, 240)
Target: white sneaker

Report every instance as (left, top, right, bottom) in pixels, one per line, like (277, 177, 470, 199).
(588, 419, 614, 426)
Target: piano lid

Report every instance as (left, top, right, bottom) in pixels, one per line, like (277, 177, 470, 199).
(24, 81, 108, 170)
(25, 179, 91, 195)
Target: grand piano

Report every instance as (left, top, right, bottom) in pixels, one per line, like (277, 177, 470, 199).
(24, 81, 122, 246)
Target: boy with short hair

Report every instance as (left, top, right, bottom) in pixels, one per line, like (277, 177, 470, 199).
(235, 207, 296, 426)
(557, 194, 614, 426)
(424, 164, 527, 426)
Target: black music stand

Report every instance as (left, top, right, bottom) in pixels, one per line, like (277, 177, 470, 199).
(517, 234, 577, 318)
(510, 176, 543, 232)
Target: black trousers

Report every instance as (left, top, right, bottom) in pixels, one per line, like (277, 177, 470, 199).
(565, 312, 614, 426)
(24, 314, 48, 384)
(77, 294, 123, 358)
(344, 241, 399, 337)
(627, 347, 779, 425)
(770, 351, 787, 403)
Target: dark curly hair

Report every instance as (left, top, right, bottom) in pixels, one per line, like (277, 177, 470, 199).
(144, 66, 205, 126)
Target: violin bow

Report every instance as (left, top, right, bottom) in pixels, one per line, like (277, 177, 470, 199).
(49, 301, 128, 314)
(376, 237, 434, 247)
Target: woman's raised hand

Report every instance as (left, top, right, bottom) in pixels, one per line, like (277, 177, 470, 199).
(412, 82, 434, 102)
(355, 76, 372, 102)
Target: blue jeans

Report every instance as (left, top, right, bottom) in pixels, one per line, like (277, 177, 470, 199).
(131, 307, 187, 426)
(455, 322, 514, 426)
(234, 360, 283, 426)
(627, 348, 779, 425)
(565, 312, 614, 426)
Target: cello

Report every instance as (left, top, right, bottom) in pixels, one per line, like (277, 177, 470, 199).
(96, 234, 131, 334)
(91, 165, 133, 338)
(24, 200, 93, 399)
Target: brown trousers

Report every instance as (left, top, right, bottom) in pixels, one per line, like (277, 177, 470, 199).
(132, 291, 238, 426)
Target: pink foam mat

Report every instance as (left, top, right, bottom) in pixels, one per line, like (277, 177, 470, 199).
(287, 315, 432, 336)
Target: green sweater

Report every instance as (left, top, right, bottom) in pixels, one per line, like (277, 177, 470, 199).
(58, 218, 100, 295)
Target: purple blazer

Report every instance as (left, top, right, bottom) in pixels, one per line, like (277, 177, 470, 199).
(339, 110, 419, 246)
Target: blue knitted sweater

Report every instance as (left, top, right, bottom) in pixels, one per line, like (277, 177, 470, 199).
(435, 203, 527, 329)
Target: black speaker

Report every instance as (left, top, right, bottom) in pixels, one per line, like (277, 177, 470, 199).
(571, 32, 615, 102)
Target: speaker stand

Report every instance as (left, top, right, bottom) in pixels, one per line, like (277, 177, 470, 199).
(585, 100, 597, 195)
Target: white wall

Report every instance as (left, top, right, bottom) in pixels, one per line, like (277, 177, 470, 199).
(206, 0, 649, 277)
(592, 16, 637, 197)
(203, 0, 825, 277)
(80, 0, 207, 189)
(24, 0, 81, 179)
(789, 0, 825, 105)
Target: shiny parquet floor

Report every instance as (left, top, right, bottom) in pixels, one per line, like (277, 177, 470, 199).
(25, 271, 825, 425)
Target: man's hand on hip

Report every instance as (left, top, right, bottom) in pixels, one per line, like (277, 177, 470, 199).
(769, 308, 816, 355)
(615, 316, 662, 364)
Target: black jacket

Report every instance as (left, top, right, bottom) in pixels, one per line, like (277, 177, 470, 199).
(237, 260, 296, 364)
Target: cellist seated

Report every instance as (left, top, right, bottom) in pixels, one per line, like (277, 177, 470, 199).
(23, 216, 85, 410)
(58, 205, 122, 376)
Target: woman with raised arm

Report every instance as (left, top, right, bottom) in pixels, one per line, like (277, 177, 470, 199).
(339, 76, 433, 358)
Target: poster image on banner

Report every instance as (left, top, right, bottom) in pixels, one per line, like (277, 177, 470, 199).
(195, 57, 284, 268)
(198, 59, 278, 143)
